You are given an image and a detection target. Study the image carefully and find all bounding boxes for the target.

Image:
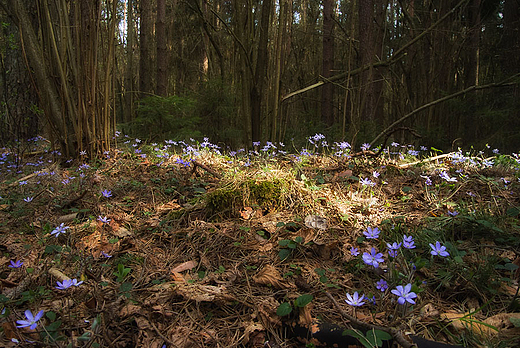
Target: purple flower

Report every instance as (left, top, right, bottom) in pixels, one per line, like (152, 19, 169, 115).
(387, 242, 402, 258)
(51, 223, 69, 237)
(98, 216, 111, 224)
(420, 175, 432, 186)
(16, 309, 44, 330)
(23, 197, 34, 203)
(429, 241, 449, 257)
(363, 227, 380, 239)
(362, 247, 384, 268)
(56, 278, 83, 290)
(345, 291, 365, 306)
(350, 247, 359, 256)
(101, 251, 112, 258)
(71, 279, 84, 286)
(391, 284, 417, 305)
(9, 260, 23, 268)
(101, 189, 112, 198)
(439, 171, 457, 183)
(361, 143, 371, 151)
(360, 178, 376, 187)
(56, 279, 73, 290)
(372, 171, 380, 178)
(376, 279, 388, 292)
(403, 235, 416, 249)
(448, 210, 459, 217)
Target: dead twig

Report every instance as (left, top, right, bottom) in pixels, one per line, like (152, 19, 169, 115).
(192, 159, 222, 179)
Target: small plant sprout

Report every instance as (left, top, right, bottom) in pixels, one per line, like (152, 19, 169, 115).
(430, 241, 450, 257)
(9, 260, 23, 268)
(51, 223, 69, 237)
(362, 248, 384, 268)
(345, 291, 366, 306)
(363, 227, 380, 239)
(391, 284, 417, 305)
(16, 309, 44, 330)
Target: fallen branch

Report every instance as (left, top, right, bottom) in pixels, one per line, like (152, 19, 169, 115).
(192, 159, 222, 179)
(325, 291, 416, 348)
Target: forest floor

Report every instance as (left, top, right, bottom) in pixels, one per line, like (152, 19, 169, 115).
(1, 135, 520, 348)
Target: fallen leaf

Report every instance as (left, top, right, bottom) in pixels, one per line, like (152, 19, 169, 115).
(253, 265, 290, 289)
(113, 226, 132, 238)
(441, 311, 497, 338)
(171, 260, 198, 273)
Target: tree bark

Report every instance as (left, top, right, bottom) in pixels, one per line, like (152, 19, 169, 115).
(139, 0, 153, 96)
(251, 0, 272, 142)
(321, 0, 334, 127)
(156, 0, 167, 96)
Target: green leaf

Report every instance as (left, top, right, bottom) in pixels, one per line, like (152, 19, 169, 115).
(295, 294, 313, 308)
(119, 282, 133, 293)
(77, 333, 91, 341)
(510, 317, 520, 327)
(506, 207, 520, 217)
(276, 222, 285, 228)
(287, 240, 298, 249)
(46, 319, 62, 331)
(46, 311, 56, 321)
(279, 239, 291, 247)
(294, 236, 304, 244)
(314, 268, 326, 276)
(278, 248, 291, 261)
(342, 329, 372, 348)
(402, 186, 412, 193)
(276, 302, 293, 316)
(504, 263, 519, 271)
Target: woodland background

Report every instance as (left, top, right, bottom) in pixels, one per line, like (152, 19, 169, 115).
(0, 0, 519, 157)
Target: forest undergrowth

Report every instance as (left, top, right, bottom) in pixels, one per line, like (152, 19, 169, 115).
(0, 134, 520, 348)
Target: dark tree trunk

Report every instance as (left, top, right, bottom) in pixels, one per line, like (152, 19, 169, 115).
(139, 0, 153, 96)
(321, 0, 334, 127)
(251, 0, 272, 142)
(156, 0, 167, 96)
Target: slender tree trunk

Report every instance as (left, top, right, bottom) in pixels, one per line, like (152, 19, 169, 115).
(271, 0, 288, 141)
(251, 0, 272, 142)
(321, 0, 334, 126)
(125, 0, 135, 122)
(156, 0, 167, 96)
(139, 0, 153, 96)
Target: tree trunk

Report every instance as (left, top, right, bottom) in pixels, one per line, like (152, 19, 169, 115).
(156, 0, 167, 96)
(251, 0, 272, 142)
(321, 0, 334, 127)
(125, 0, 135, 122)
(140, 0, 153, 96)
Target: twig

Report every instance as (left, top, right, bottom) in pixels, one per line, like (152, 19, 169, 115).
(150, 320, 175, 347)
(324, 291, 416, 348)
(192, 160, 222, 179)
